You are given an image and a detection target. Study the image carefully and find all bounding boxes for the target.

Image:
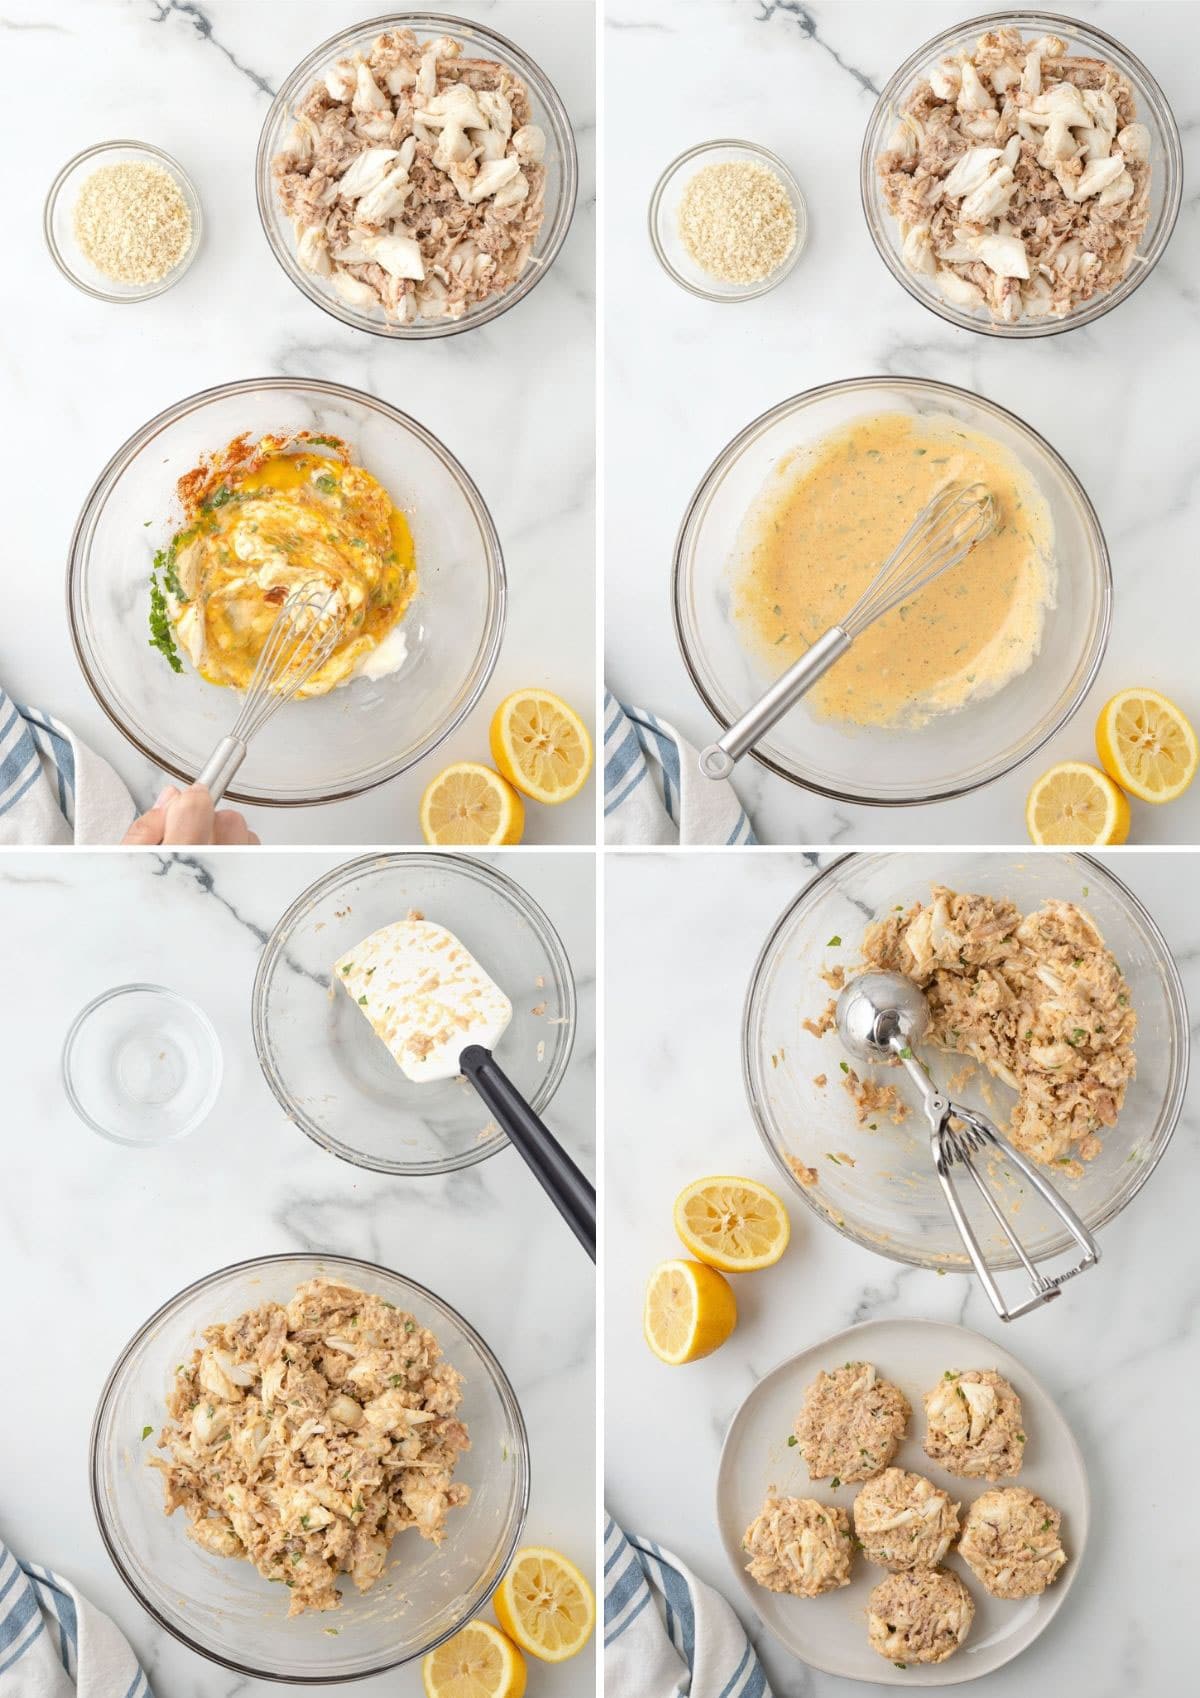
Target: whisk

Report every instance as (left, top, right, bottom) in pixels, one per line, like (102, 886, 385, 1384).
(699, 480, 996, 781)
(195, 583, 345, 804)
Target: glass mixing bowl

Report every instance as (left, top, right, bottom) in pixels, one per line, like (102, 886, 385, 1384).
(253, 853, 576, 1175)
(68, 378, 505, 807)
(673, 376, 1111, 806)
(91, 1253, 529, 1681)
(861, 10, 1182, 339)
(256, 13, 578, 339)
(744, 852, 1188, 1272)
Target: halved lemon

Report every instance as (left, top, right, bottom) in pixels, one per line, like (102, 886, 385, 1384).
(489, 689, 593, 805)
(493, 1546, 596, 1664)
(673, 1176, 791, 1272)
(1096, 688, 1198, 804)
(644, 1258, 737, 1365)
(1025, 761, 1130, 846)
(420, 762, 524, 846)
(422, 1621, 526, 1698)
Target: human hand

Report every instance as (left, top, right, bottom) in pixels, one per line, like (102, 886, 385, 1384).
(121, 783, 261, 846)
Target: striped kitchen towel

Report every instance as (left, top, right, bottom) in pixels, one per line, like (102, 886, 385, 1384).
(0, 686, 135, 846)
(604, 1516, 772, 1698)
(604, 693, 756, 846)
(0, 1537, 154, 1697)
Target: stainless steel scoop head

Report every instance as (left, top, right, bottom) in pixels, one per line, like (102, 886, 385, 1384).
(835, 970, 1100, 1322)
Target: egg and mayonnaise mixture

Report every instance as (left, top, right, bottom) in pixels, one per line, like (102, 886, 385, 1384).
(731, 412, 1053, 728)
(150, 430, 417, 696)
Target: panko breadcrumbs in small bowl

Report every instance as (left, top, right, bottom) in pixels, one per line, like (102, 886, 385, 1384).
(650, 140, 808, 301)
(44, 140, 202, 302)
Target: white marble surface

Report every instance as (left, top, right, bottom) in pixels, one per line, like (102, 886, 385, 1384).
(0, 848, 595, 1696)
(605, 848, 1199, 1695)
(1, 0, 595, 844)
(604, 0, 1200, 846)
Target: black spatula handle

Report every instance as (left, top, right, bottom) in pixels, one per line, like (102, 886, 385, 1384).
(460, 1045, 596, 1260)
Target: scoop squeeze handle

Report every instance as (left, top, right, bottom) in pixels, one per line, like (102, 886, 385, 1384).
(459, 1045, 596, 1261)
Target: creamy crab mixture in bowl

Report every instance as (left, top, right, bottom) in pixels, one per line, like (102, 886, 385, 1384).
(742, 851, 1187, 1272)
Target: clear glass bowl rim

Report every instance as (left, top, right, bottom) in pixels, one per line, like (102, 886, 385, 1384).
(859, 8, 1184, 339)
(43, 139, 203, 303)
(89, 1250, 531, 1682)
(251, 851, 578, 1174)
(60, 981, 223, 1146)
(647, 138, 808, 302)
(741, 850, 1190, 1272)
(255, 10, 579, 340)
(66, 375, 507, 807)
(671, 373, 1113, 805)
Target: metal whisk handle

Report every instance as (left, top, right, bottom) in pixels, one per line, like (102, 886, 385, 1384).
(699, 626, 851, 780)
(195, 736, 248, 807)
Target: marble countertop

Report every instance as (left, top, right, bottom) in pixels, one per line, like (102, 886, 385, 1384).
(2, 0, 595, 845)
(604, 848, 1197, 1695)
(0, 848, 595, 1696)
(604, 0, 1200, 846)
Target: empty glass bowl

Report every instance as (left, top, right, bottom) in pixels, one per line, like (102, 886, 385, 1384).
(61, 984, 222, 1145)
(649, 140, 807, 301)
(91, 1252, 529, 1680)
(68, 377, 505, 806)
(252, 853, 576, 1174)
(744, 852, 1188, 1272)
(44, 141, 202, 302)
(861, 10, 1182, 338)
(673, 376, 1111, 806)
(256, 13, 577, 338)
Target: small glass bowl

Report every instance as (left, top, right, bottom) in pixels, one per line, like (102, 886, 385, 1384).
(649, 140, 807, 301)
(256, 13, 578, 339)
(861, 10, 1183, 338)
(61, 984, 222, 1145)
(673, 375, 1111, 807)
(252, 852, 577, 1175)
(91, 1252, 530, 1681)
(67, 377, 506, 807)
(44, 141, 202, 302)
(743, 852, 1188, 1273)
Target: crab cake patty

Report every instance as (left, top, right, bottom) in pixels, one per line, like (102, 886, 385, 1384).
(924, 1369, 1025, 1480)
(867, 1568, 975, 1665)
(742, 1495, 853, 1598)
(958, 1487, 1067, 1598)
(853, 1468, 960, 1571)
(795, 1361, 911, 1483)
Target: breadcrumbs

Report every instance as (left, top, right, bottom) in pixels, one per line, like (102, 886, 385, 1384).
(677, 160, 796, 285)
(73, 161, 192, 285)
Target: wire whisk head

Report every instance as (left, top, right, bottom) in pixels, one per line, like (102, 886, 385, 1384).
(844, 480, 996, 638)
(228, 581, 346, 742)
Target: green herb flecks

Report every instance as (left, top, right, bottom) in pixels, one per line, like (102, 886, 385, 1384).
(148, 573, 183, 673)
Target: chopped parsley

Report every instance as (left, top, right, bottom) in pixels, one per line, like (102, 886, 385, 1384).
(827, 934, 842, 947)
(358, 994, 369, 1006)
(839, 1060, 850, 1074)
(148, 573, 183, 673)
(830, 1476, 841, 1489)
(314, 472, 338, 494)
(787, 1434, 797, 1447)
(141, 1424, 153, 1441)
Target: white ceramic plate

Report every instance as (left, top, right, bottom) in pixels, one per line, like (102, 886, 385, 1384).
(715, 1318, 1088, 1684)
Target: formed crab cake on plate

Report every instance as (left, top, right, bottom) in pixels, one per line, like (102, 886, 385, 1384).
(795, 1361, 911, 1483)
(742, 1495, 853, 1598)
(853, 1467, 960, 1571)
(923, 1369, 1025, 1480)
(866, 1568, 975, 1665)
(959, 1487, 1068, 1598)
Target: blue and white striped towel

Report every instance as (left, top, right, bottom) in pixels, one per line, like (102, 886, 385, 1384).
(0, 1537, 154, 1697)
(604, 693, 756, 846)
(604, 1516, 772, 1698)
(0, 686, 135, 846)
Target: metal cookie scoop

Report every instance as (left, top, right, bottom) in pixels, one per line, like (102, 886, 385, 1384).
(835, 970, 1099, 1322)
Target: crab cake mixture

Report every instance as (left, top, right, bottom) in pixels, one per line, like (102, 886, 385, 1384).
(794, 1361, 911, 1484)
(742, 1495, 853, 1598)
(858, 884, 1136, 1171)
(867, 1568, 975, 1665)
(924, 1369, 1026, 1480)
(732, 412, 1052, 730)
(959, 1486, 1068, 1598)
(853, 1468, 960, 1571)
(878, 27, 1152, 322)
(148, 1277, 470, 1616)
